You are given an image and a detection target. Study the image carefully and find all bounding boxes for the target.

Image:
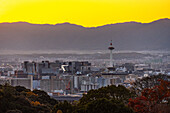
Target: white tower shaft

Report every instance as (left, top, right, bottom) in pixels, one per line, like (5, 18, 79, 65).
(110, 49, 113, 67)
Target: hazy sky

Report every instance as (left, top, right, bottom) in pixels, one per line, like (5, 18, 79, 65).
(0, 0, 169, 27)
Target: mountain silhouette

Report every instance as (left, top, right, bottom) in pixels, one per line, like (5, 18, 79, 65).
(0, 19, 170, 51)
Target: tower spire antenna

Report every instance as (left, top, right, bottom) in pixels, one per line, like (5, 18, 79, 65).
(110, 40, 112, 46)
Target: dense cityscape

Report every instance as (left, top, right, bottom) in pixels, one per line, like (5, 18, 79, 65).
(0, 42, 170, 102)
(0, 0, 170, 113)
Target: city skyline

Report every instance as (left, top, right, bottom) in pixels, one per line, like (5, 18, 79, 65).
(0, 1, 170, 113)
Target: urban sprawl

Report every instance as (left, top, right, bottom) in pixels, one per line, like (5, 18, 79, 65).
(0, 42, 170, 102)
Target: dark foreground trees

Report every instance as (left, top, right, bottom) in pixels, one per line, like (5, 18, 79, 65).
(0, 83, 135, 113)
(0, 84, 57, 113)
(133, 74, 168, 95)
(129, 75, 170, 113)
(2, 75, 168, 113)
(52, 85, 134, 113)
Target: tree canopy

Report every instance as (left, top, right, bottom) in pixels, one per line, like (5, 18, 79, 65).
(1, 75, 168, 113)
(0, 84, 57, 113)
(129, 75, 170, 113)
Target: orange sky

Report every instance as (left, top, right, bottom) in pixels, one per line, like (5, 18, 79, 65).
(0, 0, 169, 27)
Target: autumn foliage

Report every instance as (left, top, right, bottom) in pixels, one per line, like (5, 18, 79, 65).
(31, 101, 41, 106)
(26, 91, 38, 97)
(128, 79, 170, 113)
(57, 110, 63, 113)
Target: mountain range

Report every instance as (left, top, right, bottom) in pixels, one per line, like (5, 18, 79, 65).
(0, 18, 170, 51)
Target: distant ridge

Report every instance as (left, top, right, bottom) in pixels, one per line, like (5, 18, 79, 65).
(0, 18, 170, 51)
(1, 18, 170, 28)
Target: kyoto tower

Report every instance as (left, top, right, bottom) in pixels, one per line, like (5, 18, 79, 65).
(108, 40, 114, 67)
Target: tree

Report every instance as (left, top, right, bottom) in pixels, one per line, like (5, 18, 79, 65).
(15, 86, 30, 93)
(52, 101, 73, 113)
(75, 85, 134, 113)
(57, 110, 63, 113)
(133, 74, 168, 95)
(79, 85, 135, 105)
(0, 84, 52, 113)
(6, 109, 22, 113)
(31, 101, 41, 106)
(32, 89, 58, 107)
(86, 98, 133, 113)
(129, 79, 170, 113)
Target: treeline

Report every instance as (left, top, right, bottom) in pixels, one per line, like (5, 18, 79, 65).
(52, 85, 135, 113)
(0, 84, 57, 113)
(0, 74, 170, 113)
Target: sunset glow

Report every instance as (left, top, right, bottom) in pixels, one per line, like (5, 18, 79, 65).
(0, 0, 169, 27)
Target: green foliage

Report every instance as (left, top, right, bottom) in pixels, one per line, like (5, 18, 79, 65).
(0, 84, 134, 113)
(32, 89, 58, 107)
(2, 83, 16, 98)
(0, 84, 57, 113)
(79, 85, 135, 105)
(52, 101, 73, 113)
(86, 98, 133, 113)
(64, 85, 134, 113)
(15, 86, 30, 93)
